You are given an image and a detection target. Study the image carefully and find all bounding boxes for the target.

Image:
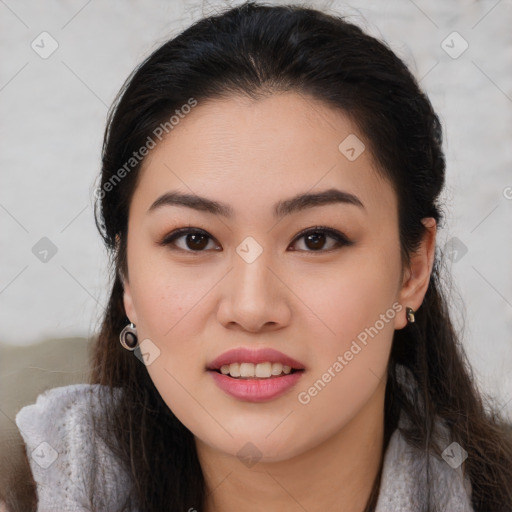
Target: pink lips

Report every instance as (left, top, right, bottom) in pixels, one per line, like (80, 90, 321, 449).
(206, 347, 306, 403)
(209, 370, 304, 402)
(206, 347, 306, 371)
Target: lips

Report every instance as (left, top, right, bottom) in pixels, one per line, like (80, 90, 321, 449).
(206, 347, 306, 371)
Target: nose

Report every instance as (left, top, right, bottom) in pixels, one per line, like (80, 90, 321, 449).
(216, 250, 292, 333)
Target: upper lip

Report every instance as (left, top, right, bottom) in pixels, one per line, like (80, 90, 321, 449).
(206, 347, 306, 371)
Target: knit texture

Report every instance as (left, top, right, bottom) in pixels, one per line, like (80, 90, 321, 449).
(15, 383, 475, 512)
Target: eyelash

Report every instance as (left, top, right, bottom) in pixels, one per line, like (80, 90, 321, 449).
(158, 225, 353, 254)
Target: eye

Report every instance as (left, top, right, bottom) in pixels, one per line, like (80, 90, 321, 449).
(159, 228, 220, 253)
(289, 226, 353, 252)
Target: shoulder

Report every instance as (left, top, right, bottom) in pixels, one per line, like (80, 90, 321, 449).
(15, 383, 120, 438)
(375, 416, 475, 512)
(15, 384, 132, 511)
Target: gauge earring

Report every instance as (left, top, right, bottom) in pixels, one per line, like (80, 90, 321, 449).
(120, 322, 138, 350)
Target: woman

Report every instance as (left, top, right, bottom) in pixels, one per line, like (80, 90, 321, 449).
(5, 2, 512, 511)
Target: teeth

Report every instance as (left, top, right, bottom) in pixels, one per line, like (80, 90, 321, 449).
(219, 362, 294, 379)
(240, 362, 255, 378)
(256, 362, 272, 377)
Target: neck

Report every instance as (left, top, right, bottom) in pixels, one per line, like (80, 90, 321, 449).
(197, 380, 386, 512)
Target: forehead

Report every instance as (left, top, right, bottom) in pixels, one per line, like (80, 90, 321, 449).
(133, 92, 397, 222)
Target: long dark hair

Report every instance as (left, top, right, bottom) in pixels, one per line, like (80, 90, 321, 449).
(5, 2, 512, 511)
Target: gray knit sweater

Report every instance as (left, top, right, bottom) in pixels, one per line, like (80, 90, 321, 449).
(15, 384, 475, 511)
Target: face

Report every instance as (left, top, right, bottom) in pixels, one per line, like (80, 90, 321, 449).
(122, 92, 430, 463)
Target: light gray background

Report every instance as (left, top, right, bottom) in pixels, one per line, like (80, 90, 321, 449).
(1, 0, 511, 416)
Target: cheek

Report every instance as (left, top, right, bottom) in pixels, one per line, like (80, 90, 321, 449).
(291, 270, 396, 445)
(129, 266, 214, 410)
(128, 244, 210, 339)
(295, 251, 401, 343)
(291, 250, 399, 408)
(133, 281, 213, 363)
(298, 275, 395, 382)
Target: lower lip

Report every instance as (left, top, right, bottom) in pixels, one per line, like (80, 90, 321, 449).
(208, 370, 304, 402)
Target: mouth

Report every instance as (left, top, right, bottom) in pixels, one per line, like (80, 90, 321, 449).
(207, 350, 306, 402)
(209, 362, 304, 380)
(206, 347, 306, 380)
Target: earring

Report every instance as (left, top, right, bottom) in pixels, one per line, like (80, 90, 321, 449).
(120, 323, 138, 350)
(406, 307, 416, 323)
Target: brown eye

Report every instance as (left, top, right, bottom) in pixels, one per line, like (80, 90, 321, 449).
(183, 232, 209, 250)
(289, 227, 352, 252)
(160, 228, 219, 252)
(304, 232, 328, 250)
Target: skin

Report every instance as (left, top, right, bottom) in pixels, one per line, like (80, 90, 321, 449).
(122, 92, 436, 511)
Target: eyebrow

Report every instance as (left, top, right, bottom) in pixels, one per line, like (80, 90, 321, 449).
(148, 187, 365, 218)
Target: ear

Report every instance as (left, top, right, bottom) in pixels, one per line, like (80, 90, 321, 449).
(394, 217, 437, 330)
(121, 272, 138, 325)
